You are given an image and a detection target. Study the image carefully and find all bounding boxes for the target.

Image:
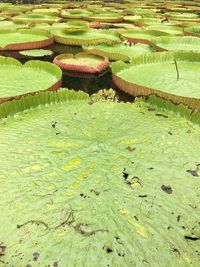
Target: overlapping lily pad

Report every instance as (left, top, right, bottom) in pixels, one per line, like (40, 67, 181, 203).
(19, 49, 53, 58)
(52, 28, 121, 46)
(61, 9, 92, 19)
(53, 52, 109, 73)
(152, 36, 200, 52)
(112, 52, 200, 110)
(0, 14, 6, 21)
(147, 25, 183, 36)
(184, 26, 200, 37)
(12, 13, 61, 24)
(166, 12, 200, 22)
(85, 12, 123, 23)
(0, 56, 62, 103)
(0, 89, 199, 266)
(0, 29, 54, 50)
(119, 29, 171, 45)
(0, 21, 28, 30)
(83, 43, 155, 62)
(32, 8, 60, 16)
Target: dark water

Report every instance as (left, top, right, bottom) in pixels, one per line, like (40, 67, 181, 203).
(0, 43, 133, 101)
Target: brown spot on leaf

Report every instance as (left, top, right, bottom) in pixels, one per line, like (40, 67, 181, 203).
(126, 146, 136, 152)
(155, 113, 168, 118)
(32, 252, 40, 261)
(186, 170, 198, 177)
(0, 246, 6, 255)
(161, 185, 172, 194)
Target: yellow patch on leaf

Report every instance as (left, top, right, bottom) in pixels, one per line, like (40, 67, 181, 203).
(120, 137, 149, 145)
(48, 141, 80, 148)
(119, 208, 148, 238)
(63, 158, 81, 171)
(77, 163, 97, 180)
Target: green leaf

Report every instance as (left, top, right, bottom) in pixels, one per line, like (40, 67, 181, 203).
(0, 56, 62, 99)
(0, 89, 200, 266)
(112, 51, 200, 110)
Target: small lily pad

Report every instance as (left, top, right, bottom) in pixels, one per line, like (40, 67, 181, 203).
(19, 49, 53, 57)
(53, 52, 109, 74)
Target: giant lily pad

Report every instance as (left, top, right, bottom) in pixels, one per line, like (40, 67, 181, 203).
(32, 8, 60, 16)
(112, 52, 200, 110)
(83, 43, 155, 62)
(61, 9, 92, 19)
(0, 14, 6, 21)
(0, 56, 61, 103)
(53, 52, 109, 73)
(0, 4, 33, 13)
(0, 21, 28, 30)
(54, 43, 83, 54)
(132, 17, 174, 26)
(12, 13, 61, 24)
(0, 89, 199, 266)
(166, 12, 200, 22)
(119, 29, 171, 45)
(52, 29, 121, 46)
(0, 29, 54, 50)
(184, 26, 200, 37)
(123, 15, 142, 23)
(59, 20, 89, 32)
(19, 49, 53, 58)
(152, 36, 200, 52)
(85, 13, 123, 23)
(147, 25, 183, 36)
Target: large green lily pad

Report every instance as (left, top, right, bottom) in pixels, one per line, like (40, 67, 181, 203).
(19, 49, 53, 57)
(12, 13, 61, 24)
(32, 8, 60, 16)
(0, 21, 28, 30)
(147, 25, 183, 36)
(123, 15, 142, 23)
(0, 89, 199, 266)
(61, 9, 92, 19)
(152, 36, 200, 52)
(52, 28, 121, 46)
(112, 52, 200, 110)
(184, 26, 200, 37)
(85, 13, 123, 23)
(83, 43, 155, 61)
(0, 56, 61, 102)
(0, 4, 33, 13)
(119, 29, 171, 44)
(0, 29, 54, 50)
(166, 12, 200, 22)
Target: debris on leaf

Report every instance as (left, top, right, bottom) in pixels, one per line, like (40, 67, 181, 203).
(184, 235, 200, 241)
(186, 164, 200, 177)
(0, 246, 6, 255)
(122, 168, 129, 179)
(126, 146, 136, 152)
(51, 121, 57, 128)
(161, 185, 172, 194)
(186, 170, 199, 177)
(155, 113, 168, 118)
